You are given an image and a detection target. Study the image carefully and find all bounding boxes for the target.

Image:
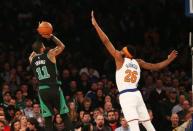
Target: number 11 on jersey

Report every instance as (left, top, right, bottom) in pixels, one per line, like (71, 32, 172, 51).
(36, 66, 50, 80)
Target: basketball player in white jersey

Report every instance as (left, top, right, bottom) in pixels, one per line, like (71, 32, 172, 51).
(91, 11, 178, 131)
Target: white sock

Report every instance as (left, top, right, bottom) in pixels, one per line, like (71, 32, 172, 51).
(128, 120, 140, 131)
(142, 120, 156, 131)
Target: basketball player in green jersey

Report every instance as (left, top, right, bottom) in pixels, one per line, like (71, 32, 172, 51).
(29, 34, 71, 130)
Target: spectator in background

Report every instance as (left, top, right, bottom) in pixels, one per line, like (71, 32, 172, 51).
(74, 90, 84, 112)
(168, 113, 179, 131)
(95, 89, 105, 108)
(7, 105, 15, 122)
(0, 119, 10, 131)
(32, 103, 44, 127)
(93, 114, 111, 131)
(188, 91, 192, 106)
(92, 108, 102, 125)
(53, 114, 66, 131)
(172, 94, 186, 114)
(69, 80, 78, 97)
(79, 72, 89, 94)
(78, 111, 85, 122)
(82, 97, 92, 113)
(14, 109, 23, 121)
(177, 100, 190, 124)
(23, 98, 33, 118)
(20, 83, 29, 97)
(162, 88, 178, 128)
(19, 115, 27, 131)
(2, 92, 12, 109)
(61, 69, 71, 87)
(0, 63, 11, 83)
(15, 90, 25, 110)
(148, 79, 167, 130)
(107, 110, 119, 131)
(68, 101, 78, 126)
(7, 68, 21, 92)
(9, 98, 16, 106)
(81, 112, 93, 131)
(26, 117, 44, 131)
(85, 82, 97, 108)
(104, 95, 112, 104)
(104, 102, 113, 118)
(79, 66, 100, 79)
(11, 119, 21, 131)
(0, 110, 5, 120)
(115, 116, 130, 131)
(0, 83, 10, 103)
(174, 108, 193, 131)
(141, 75, 155, 102)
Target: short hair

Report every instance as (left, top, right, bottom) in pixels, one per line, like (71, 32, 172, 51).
(126, 44, 136, 58)
(27, 117, 41, 129)
(10, 119, 20, 130)
(32, 40, 44, 53)
(3, 91, 11, 96)
(83, 112, 91, 117)
(83, 97, 92, 104)
(107, 110, 115, 115)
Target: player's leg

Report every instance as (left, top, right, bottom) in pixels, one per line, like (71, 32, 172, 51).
(119, 92, 140, 131)
(137, 92, 155, 131)
(38, 86, 54, 131)
(128, 120, 140, 131)
(56, 87, 73, 130)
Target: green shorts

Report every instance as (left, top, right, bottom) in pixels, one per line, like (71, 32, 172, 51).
(38, 85, 69, 117)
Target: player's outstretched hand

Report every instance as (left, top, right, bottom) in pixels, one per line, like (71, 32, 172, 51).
(91, 10, 97, 26)
(168, 50, 178, 61)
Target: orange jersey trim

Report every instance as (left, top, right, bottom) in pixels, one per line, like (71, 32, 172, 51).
(123, 47, 133, 59)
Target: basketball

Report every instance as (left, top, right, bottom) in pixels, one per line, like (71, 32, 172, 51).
(37, 21, 53, 35)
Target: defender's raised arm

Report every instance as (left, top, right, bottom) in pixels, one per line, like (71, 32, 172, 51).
(91, 11, 121, 60)
(137, 50, 178, 71)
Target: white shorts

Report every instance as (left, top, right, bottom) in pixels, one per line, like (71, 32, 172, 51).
(119, 90, 150, 122)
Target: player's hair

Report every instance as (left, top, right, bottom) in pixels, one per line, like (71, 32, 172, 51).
(126, 44, 136, 58)
(32, 40, 44, 53)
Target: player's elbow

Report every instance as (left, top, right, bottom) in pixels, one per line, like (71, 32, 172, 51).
(60, 44, 65, 50)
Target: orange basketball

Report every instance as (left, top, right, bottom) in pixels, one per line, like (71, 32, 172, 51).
(37, 21, 53, 35)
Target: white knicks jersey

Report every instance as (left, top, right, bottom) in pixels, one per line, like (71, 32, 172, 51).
(116, 58, 141, 92)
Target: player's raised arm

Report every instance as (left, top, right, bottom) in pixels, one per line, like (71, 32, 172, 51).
(91, 11, 121, 60)
(137, 50, 178, 71)
(49, 35, 65, 56)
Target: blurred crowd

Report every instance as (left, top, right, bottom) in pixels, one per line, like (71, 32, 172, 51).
(0, 0, 193, 131)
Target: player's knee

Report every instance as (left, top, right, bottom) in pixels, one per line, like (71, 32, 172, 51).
(127, 120, 140, 131)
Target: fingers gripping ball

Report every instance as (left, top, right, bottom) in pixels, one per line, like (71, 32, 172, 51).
(37, 21, 53, 35)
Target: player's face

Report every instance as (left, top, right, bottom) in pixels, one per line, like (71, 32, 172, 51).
(42, 44, 46, 52)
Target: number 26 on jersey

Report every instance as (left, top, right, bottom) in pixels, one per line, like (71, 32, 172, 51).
(124, 69, 138, 83)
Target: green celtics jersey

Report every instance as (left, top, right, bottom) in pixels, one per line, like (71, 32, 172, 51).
(31, 52, 60, 85)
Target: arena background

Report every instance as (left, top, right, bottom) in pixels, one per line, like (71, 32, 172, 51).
(0, 0, 192, 131)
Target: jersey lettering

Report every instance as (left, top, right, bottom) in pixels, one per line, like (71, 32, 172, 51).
(36, 66, 50, 80)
